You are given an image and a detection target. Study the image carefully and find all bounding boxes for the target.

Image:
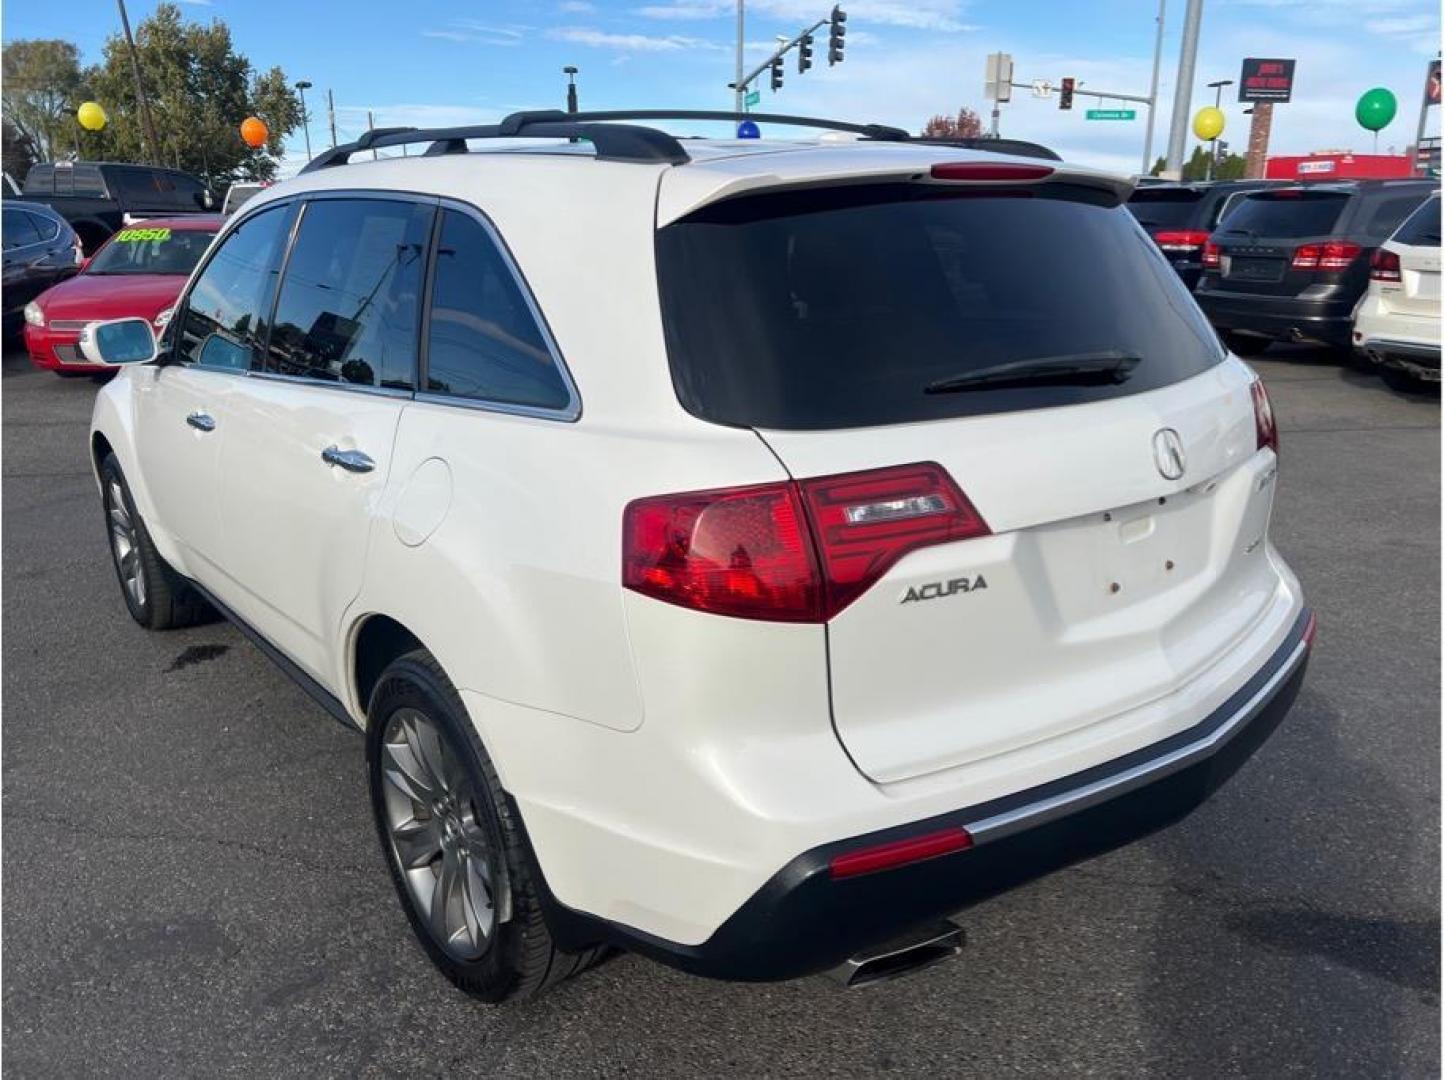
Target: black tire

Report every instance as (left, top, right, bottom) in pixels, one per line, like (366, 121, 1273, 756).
(99, 453, 216, 630)
(1222, 331, 1273, 357)
(366, 649, 603, 1002)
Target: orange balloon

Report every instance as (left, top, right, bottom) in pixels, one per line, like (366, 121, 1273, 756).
(240, 116, 268, 149)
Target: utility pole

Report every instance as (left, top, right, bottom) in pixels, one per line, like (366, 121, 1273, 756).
(295, 80, 313, 160)
(734, 0, 745, 114)
(1141, 0, 1166, 174)
(116, 0, 161, 166)
(327, 89, 338, 150)
(1164, 0, 1204, 177)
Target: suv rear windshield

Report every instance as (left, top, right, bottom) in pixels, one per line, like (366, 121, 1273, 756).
(657, 183, 1223, 430)
(1219, 190, 1348, 239)
(1126, 188, 1205, 229)
(1393, 198, 1441, 247)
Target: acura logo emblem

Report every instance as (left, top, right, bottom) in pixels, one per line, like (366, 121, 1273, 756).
(1153, 428, 1186, 480)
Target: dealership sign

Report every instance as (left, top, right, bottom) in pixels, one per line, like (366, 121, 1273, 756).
(1239, 58, 1296, 103)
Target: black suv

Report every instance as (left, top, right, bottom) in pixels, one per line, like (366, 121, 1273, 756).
(1127, 180, 1284, 289)
(1195, 179, 1435, 355)
(21, 161, 214, 254)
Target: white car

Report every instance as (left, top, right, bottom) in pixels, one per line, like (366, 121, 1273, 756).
(81, 110, 1312, 1001)
(1353, 191, 1441, 389)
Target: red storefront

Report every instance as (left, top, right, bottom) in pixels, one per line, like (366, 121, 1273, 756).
(1265, 152, 1415, 180)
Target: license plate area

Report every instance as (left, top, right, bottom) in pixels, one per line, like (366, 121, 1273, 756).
(1225, 256, 1286, 283)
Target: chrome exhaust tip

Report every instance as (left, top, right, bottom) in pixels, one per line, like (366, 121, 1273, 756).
(824, 921, 965, 989)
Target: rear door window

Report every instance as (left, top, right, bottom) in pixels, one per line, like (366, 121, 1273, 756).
(3, 208, 41, 249)
(1392, 198, 1441, 247)
(1362, 193, 1430, 240)
(177, 205, 293, 371)
(422, 208, 574, 412)
(24, 211, 60, 241)
(263, 198, 431, 389)
(1218, 191, 1349, 238)
(1126, 188, 1205, 229)
(657, 183, 1223, 430)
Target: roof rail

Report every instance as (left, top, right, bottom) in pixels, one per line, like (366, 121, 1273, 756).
(299, 109, 1053, 173)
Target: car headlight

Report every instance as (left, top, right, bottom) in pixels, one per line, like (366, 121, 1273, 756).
(23, 302, 44, 328)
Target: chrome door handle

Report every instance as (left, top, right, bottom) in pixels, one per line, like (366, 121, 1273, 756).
(186, 411, 216, 432)
(321, 446, 375, 473)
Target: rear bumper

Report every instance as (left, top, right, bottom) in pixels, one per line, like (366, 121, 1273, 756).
(1196, 290, 1354, 347)
(533, 608, 1314, 982)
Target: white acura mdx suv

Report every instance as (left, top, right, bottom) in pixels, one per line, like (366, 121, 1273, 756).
(83, 111, 1312, 1000)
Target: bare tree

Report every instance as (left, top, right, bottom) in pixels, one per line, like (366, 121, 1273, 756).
(921, 107, 983, 139)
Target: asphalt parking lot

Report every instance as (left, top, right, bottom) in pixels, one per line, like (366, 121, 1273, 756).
(2, 344, 1438, 1078)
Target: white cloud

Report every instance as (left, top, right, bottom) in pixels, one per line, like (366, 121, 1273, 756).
(633, 0, 975, 32)
(421, 21, 527, 46)
(559, 0, 595, 10)
(548, 26, 725, 51)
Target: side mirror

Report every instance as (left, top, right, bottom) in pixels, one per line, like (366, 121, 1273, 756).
(79, 317, 158, 365)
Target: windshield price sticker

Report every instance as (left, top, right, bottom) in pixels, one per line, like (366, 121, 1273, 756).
(114, 227, 172, 243)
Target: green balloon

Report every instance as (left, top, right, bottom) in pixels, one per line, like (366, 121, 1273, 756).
(1355, 87, 1398, 132)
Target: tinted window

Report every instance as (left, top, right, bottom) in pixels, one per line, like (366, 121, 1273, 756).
(88, 226, 216, 275)
(657, 184, 1224, 430)
(177, 206, 291, 370)
(112, 168, 182, 203)
(22, 165, 52, 195)
(3, 208, 41, 249)
(1219, 191, 1348, 238)
(72, 165, 106, 197)
(1393, 198, 1441, 247)
(1126, 189, 1204, 229)
(264, 198, 430, 389)
(425, 209, 571, 410)
(1363, 193, 1429, 240)
(23, 210, 59, 242)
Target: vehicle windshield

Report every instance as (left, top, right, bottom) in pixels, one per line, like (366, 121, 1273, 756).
(656, 183, 1224, 430)
(87, 226, 215, 275)
(1126, 189, 1205, 229)
(1217, 191, 1348, 239)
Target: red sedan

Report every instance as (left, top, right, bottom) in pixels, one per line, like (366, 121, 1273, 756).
(24, 215, 222, 374)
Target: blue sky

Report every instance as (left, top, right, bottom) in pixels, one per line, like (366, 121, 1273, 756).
(4, 0, 1439, 175)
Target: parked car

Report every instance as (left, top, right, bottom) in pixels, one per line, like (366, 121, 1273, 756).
(21, 160, 214, 255)
(1352, 191, 1441, 389)
(1126, 179, 1284, 288)
(2, 200, 83, 338)
(24, 215, 222, 375)
(81, 110, 1311, 1002)
(221, 181, 270, 215)
(1195, 179, 1435, 356)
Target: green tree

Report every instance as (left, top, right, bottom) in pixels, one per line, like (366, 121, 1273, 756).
(84, 3, 299, 185)
(1, 39, 84, 162)
(3, 115, 40, 181)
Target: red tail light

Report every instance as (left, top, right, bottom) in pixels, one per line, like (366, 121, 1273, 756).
(930, 162, 1054, 182)
(1202, 240, 1220, 268)
(1153, 229, 1211, 252)
(622, 463, 990, 622)
(1292, 240, 1360, 271)
(829, 826, 974, 879)
(1251, 379, 1278, 455)
(1370, 247, 1402, 282)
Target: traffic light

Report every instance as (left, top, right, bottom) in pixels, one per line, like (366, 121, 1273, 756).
(798, 33, 814, 74)
(828, 6, 846, 66)
(1059, 77, 1074, 110)
(770, 56, 784, 92)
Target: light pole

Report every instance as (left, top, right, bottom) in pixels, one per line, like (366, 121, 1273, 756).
(295, 80, 313, 160)
(1164, 0, 1204, 177)
(564, 66, 579, 113)
(1141, 0, 1166, 175)
(1205, 78, 1233, 180)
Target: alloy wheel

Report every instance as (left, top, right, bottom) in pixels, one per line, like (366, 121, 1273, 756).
(106, 479, 145, 610)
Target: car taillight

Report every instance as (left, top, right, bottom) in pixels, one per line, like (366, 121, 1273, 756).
(1369, 247, 1402, 282)
(1251, 379, 1278, 455)
(829, 826, 974, 880)
(622, 463, 990, 622)
(930, 162, 1054, 182)
(1153, 229, 1210, 252)
(1291, 240, 1360, 271)
(1202, 240, 1220, 268)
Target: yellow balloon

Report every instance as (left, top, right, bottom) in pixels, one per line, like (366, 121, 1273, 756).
(77, 101, 107, 132)
(1192, 105, 1225, 141)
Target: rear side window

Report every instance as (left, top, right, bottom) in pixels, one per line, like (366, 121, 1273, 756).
(24, 211, 60, 241)
(1126, 189, 1204, 229)
(22, 165, 52, 195)
(1220, 191, 1348, 238)
(264, 198, 431, 390)
(3, 208, 41, 249)
(423, 209, 573, 412)
(1362, 193, 1429, 240)
(1392, 198, 1441, 247)
(657, 183, 1223, 430)
(177, 205, 292, 370)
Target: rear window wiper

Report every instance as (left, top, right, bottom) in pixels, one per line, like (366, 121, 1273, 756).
(924, 351, 1141, 394)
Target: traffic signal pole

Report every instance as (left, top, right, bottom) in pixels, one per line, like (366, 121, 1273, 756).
(731, 7, 841, 104)
(734, 1, 745, 114)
